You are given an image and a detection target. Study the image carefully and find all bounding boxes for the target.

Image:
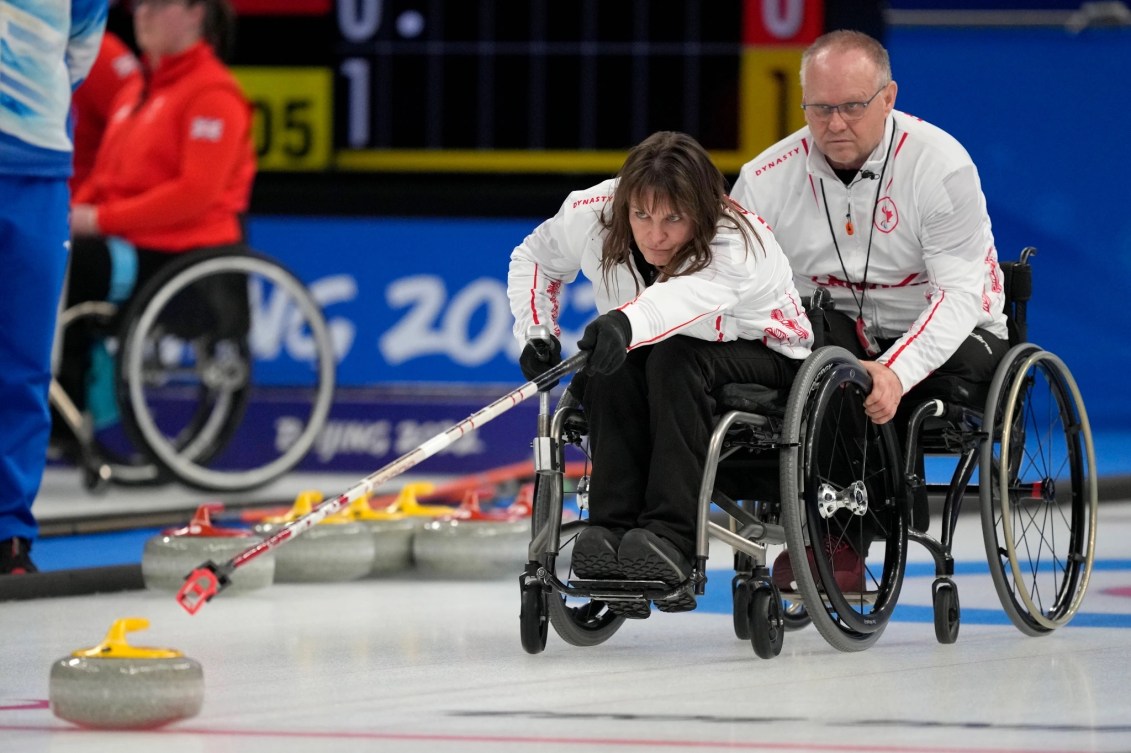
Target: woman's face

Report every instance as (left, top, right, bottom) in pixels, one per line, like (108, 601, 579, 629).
(133, 0, 204, 58)
(628, 192, 694, 268)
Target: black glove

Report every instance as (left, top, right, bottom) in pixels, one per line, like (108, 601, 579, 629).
(520, 333, 562, 387)
(577, 310, 632, 375)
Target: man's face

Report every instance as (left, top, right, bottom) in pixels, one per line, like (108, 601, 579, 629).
(802, 48, 896, 171)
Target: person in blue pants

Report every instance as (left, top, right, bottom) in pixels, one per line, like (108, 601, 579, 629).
(0, 0, 108, 575)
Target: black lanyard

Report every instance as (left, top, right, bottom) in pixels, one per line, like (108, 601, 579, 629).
(819, 128, 896, 354)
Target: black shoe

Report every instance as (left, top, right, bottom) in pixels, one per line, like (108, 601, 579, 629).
(618, 529, 696, 613)
(0, 538, 38, 575)
(606, 599, 652, 620)
(571, 527, 651, 619)
(570, 526, 623, 579)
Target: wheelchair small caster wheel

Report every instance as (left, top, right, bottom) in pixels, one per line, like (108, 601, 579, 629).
(782, 598, 812, 631)
(732, 576, 753, 640)
(519, 577, 549, 654)
(82, 461, 113, 494)
(749, 586, 785, 659)
(932, 578, 960, 644)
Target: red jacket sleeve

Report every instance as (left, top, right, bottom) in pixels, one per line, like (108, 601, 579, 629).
(96, 87, 250, 236)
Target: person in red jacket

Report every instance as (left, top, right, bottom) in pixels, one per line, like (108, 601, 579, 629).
(70, 0, 253, 251)
(59, 0, 254, 429)
(69, 29, 140, 197)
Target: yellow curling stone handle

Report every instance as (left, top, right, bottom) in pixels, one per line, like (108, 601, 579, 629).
(72, 617, 183, 659)
(265, 490, 355, 525)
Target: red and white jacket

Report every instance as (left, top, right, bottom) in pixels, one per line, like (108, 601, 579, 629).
(730, 111, 1008, 393)
(507, 178, 813, 360)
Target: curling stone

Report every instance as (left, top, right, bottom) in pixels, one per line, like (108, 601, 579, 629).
(340, 497, 415, 577)
(373, 481, 462, 520)
(142, 503, 274, 593)
(345, 481, 462, 576)
(49, 617, 203, 729)
(412, 484, 534, 579)
(255, 490, 377, 583)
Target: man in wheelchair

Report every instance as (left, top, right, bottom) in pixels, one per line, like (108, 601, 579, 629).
(731, 30, 1011, 590)
(508, 131, 812, 617)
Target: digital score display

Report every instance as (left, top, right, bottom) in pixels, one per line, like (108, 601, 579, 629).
(231, 0, 822, 173)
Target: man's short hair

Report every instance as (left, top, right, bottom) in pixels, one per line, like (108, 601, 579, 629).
(800, 30, 892, 90)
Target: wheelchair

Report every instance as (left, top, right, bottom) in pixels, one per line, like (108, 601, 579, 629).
(50, 246, 336, 493)
(518, 317, 909, 659)
(518, 247, 1096, 658)
(901, 247, 1097, 642)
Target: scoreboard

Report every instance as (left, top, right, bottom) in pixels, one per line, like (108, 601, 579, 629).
(229, 0, 823, 173)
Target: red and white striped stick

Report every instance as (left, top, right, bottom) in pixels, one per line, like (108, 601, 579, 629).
(176, 351, 586, 615)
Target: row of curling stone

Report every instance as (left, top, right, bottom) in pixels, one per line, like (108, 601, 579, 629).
(252, 482, 538, 580)
(142, 485, 452, 590)
(142, 502, 274, 592)
(413, 483, 534, 578)
(50, 618, 203, 729)
(142, 481, 539, 591)
(251, 483, 457, 582)
(253, 482, 537, 581)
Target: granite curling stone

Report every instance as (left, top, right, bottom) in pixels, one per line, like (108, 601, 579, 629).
(255, 490, 377, 582)
(142, 503, 274, 593)
(49, 617, 204, 729)
(341, 496, 415, 576)
(412, 484, 534, 579)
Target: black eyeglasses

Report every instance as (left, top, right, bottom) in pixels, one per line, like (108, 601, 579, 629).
(801, 85, 888, 122)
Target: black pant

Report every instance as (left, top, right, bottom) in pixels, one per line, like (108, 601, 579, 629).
(580, 336, 802, 560)
(817, 310, 1010, 433)
(817, 309, 1010, 531)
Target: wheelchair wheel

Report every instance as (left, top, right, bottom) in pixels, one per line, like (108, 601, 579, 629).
(779, 347, 908, 652)
(782, 599, 811, 631)
(980, 346, 1097, 635)
(732, 574, 754, 640)
(530, 472, 626, 647)
(116, 248, 336, 492)
(733, 550, 809, 639)
(525, 401, 626, 648)
(932, 578, 960, 644)
(519, 576, 550, 654)
(749, 586, 785, 659)
(50, 302, 171, 490)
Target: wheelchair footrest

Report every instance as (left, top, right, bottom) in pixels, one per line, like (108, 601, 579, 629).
(567, 578, 673, 601)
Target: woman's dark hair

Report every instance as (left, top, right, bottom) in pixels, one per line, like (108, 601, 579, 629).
(599, 131, 762, 290)
(197, 0, 236, 62)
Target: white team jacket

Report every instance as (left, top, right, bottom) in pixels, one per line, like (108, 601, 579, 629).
(730, 111, 1008, 393)
(508, 178, 813, 361)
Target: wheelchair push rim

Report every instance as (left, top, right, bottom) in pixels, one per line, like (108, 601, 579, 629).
(118, 250, 336, 492)
(780, 346, 907, 652)
(980, 347, 1097, 634)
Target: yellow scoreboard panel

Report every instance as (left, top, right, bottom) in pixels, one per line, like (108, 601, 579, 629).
(233, 67, 333, 172)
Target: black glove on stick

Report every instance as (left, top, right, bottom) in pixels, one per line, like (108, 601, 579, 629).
(577, 310, 632, 375)
(520, 333, 562, 387)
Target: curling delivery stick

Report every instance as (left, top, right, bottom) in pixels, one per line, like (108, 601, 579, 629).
(176, 349, 586, 615)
